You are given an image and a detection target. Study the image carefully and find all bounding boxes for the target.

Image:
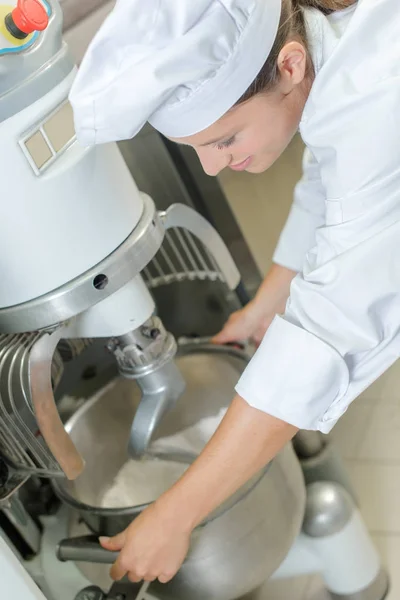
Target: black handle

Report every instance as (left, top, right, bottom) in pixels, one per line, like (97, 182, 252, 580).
(235, 280, 251, 307)
(57, 536, 118, 564)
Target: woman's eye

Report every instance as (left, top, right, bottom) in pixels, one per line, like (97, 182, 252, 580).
(216, 137, 236, 151)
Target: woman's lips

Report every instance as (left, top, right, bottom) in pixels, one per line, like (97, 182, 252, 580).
(229, 156, 252, 171)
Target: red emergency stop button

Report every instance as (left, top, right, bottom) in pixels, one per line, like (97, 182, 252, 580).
(5, 0, 49, 40)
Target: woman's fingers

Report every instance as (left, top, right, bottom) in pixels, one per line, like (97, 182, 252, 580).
(110, 551, 130, 581)
(106, 502, 192, 584)
(128, 570, 145, 584)
(99, 531, 127, 551)
(158, 572, 175, 584)
(212, 311, 249, 344)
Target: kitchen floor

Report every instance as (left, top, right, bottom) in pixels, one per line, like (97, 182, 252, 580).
(220, 136, 400, 599)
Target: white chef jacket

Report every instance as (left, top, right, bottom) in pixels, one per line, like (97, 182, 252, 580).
(236, 0, 400, 432)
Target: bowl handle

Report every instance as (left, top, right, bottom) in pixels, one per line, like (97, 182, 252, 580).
(57, 535, 118, 564)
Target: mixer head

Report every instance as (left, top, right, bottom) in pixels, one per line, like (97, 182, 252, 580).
(0, 207, 241, 500)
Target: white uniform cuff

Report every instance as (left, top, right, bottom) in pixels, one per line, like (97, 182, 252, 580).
(235, 316, 350, 432)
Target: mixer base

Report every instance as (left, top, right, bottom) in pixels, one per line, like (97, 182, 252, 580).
(294, 432, 358, 504)
(330, 569, 389, 600)
(24, 489, 388, 600)
(23, 507, 156, 600)
(272, 482, 389, 600)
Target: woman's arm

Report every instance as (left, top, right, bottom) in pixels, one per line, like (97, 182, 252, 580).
(159, 395, 297, 529)
(101, 395, 298, 583)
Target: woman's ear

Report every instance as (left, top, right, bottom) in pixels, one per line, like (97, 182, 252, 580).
(277, 41, 308, 94)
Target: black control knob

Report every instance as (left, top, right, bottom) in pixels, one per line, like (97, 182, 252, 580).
(75, 586, 106, 600)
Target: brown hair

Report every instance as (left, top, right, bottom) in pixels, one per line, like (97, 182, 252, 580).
(237, 0, 356, 103)
(299, 1, 355, 10)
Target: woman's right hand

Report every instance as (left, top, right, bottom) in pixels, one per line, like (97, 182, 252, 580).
(212, 264, 297, 347)
(212, 301, 276, 347)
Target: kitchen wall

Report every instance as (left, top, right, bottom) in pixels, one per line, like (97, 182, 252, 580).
(61, 0, 115, 64)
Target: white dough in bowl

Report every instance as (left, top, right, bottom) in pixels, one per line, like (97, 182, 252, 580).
(100, 408, 226, 508)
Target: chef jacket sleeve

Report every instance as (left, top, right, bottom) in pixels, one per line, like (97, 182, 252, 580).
(273, 147, 326, 272)
(236, 77, 400, 432)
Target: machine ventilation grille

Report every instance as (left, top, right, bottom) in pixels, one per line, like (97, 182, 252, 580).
(143, 228, 225, 290)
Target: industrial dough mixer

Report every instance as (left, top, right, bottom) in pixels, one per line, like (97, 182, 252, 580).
(0, 2, 390, 600)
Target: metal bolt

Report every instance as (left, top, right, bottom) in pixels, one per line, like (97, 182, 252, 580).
(106, 339, 118, 353)
(141, 326, 160, 340)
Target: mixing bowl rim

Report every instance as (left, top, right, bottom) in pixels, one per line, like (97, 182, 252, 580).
(52, 461, 270, 529)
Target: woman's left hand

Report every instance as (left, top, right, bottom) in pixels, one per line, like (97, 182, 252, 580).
(99, 500, 192, 584)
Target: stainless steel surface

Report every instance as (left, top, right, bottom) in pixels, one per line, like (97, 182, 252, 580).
(0, 2, 75, 123)
(0, 197, 241, 334)
(127, 361, 186, 457)
(0, 194, 163, 333)
(58, 536, 118, 564)
(142, 217, 244, 340)
(143, 229, 225, 289)
(111, 318, 177, 377)
(53, 344, 306, 600)
(298, 438, 358, 505)
(302, 482, 353, 538)
(293, 431, 325, 458)
(0, 463, 28, 502)
(0, 330, 82, 491)
(28, 328, 85, 480)
(331, 570, 389, 600)
(110, 317, 186, 457)
(0, 327, 86, 501)
(2, 494, 42, 555)
(160, 204, 240, 291)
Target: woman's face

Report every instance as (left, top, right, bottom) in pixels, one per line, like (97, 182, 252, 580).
(169, 42, 310, 177)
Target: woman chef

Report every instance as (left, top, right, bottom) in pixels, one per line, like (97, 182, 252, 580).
(70, 0, 400, 585)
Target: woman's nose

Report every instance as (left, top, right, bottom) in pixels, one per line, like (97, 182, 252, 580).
(195, 147, 231, 177)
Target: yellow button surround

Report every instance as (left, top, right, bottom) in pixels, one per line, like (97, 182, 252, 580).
(0, 4, 34, 46)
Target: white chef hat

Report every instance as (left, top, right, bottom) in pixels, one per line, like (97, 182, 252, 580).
(69, 0, 282, 146)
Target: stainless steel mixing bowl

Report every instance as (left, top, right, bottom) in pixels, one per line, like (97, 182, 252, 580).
(54, 344, 306, 600)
